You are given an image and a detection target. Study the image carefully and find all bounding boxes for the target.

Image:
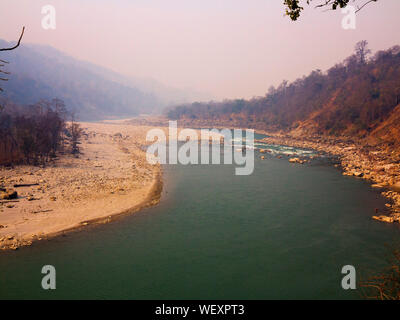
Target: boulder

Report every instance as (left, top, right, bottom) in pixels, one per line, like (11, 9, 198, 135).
(390, 182, 400, 192)
(353, 171, 364, 178)
(372, 215, 394, 223)
(289, 157, 305, 164)
(372, 183, 387, 188)
(0, 189, 18, 200)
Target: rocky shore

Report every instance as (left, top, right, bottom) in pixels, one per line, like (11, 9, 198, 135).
(257, 132, 400, 224)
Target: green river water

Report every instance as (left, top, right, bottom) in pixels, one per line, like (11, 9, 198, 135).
(0, 132, 399, 299)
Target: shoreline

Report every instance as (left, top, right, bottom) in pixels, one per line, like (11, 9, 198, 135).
(3, 117, 397, 252)
(124, 117, 400, 223)
(163, 118, 399, 222)
(0, 121, 164, 250)
(253, 129, 400, 223)
(36, 168, 163, 246)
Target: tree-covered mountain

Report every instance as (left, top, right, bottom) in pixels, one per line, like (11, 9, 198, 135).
(0, 40, 210, 120)
(167, 42, 400, 145)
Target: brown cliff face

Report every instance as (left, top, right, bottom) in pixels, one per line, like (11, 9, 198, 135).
(286, 102, 400, 146)
(368, 104, 400, 146)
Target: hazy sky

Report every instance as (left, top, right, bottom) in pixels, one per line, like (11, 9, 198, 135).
(1, 0, 399, 100)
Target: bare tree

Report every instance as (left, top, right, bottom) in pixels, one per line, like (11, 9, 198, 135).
(0, 26, 25, 52)
(0, 27, 25, 107)
(1, 99, 68, 166)
(69, 113, 83, 156)
(355, 40, 372, 65)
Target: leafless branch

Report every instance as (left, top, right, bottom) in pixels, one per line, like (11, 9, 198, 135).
(313, 0, 377, 12)
(355, 0, 378, 13)
(315, 0, 334, 9)
(0, 26, 25, 52)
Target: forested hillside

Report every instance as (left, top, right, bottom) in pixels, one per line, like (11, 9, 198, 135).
(168, 42, 400, 145)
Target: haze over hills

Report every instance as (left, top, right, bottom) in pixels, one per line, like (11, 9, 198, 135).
(0, 40, 212, 120)
(168, 43, 400, 146)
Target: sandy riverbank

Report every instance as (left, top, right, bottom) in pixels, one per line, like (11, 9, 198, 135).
(0, 121, 163, 250)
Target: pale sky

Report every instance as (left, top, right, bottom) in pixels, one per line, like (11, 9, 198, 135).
(1, 0, 399, 100)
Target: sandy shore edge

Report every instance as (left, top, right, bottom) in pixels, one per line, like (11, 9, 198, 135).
(0, 122, 164, 250)
(40, 168, 163, 244)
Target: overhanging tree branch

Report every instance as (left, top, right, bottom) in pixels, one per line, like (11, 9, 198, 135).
(284, 0, 378, 20)
(0, 26, 25, 52)
(0, 26, 25, 108)
(355, 0, 378, 13)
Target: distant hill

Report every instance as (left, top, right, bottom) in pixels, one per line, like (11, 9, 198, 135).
(167, 44, 400, 146)
(0, 40, 212, 120)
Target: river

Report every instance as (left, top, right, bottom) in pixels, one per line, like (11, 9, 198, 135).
(0, 132, 399, 299)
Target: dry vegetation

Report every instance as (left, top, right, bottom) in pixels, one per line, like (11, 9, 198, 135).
(168, 42, 400, 146)
(360, 246, 400, 300)
(0, 98, 83, 166)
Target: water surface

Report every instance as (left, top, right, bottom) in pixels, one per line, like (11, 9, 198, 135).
(0, 133, 399, 299)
